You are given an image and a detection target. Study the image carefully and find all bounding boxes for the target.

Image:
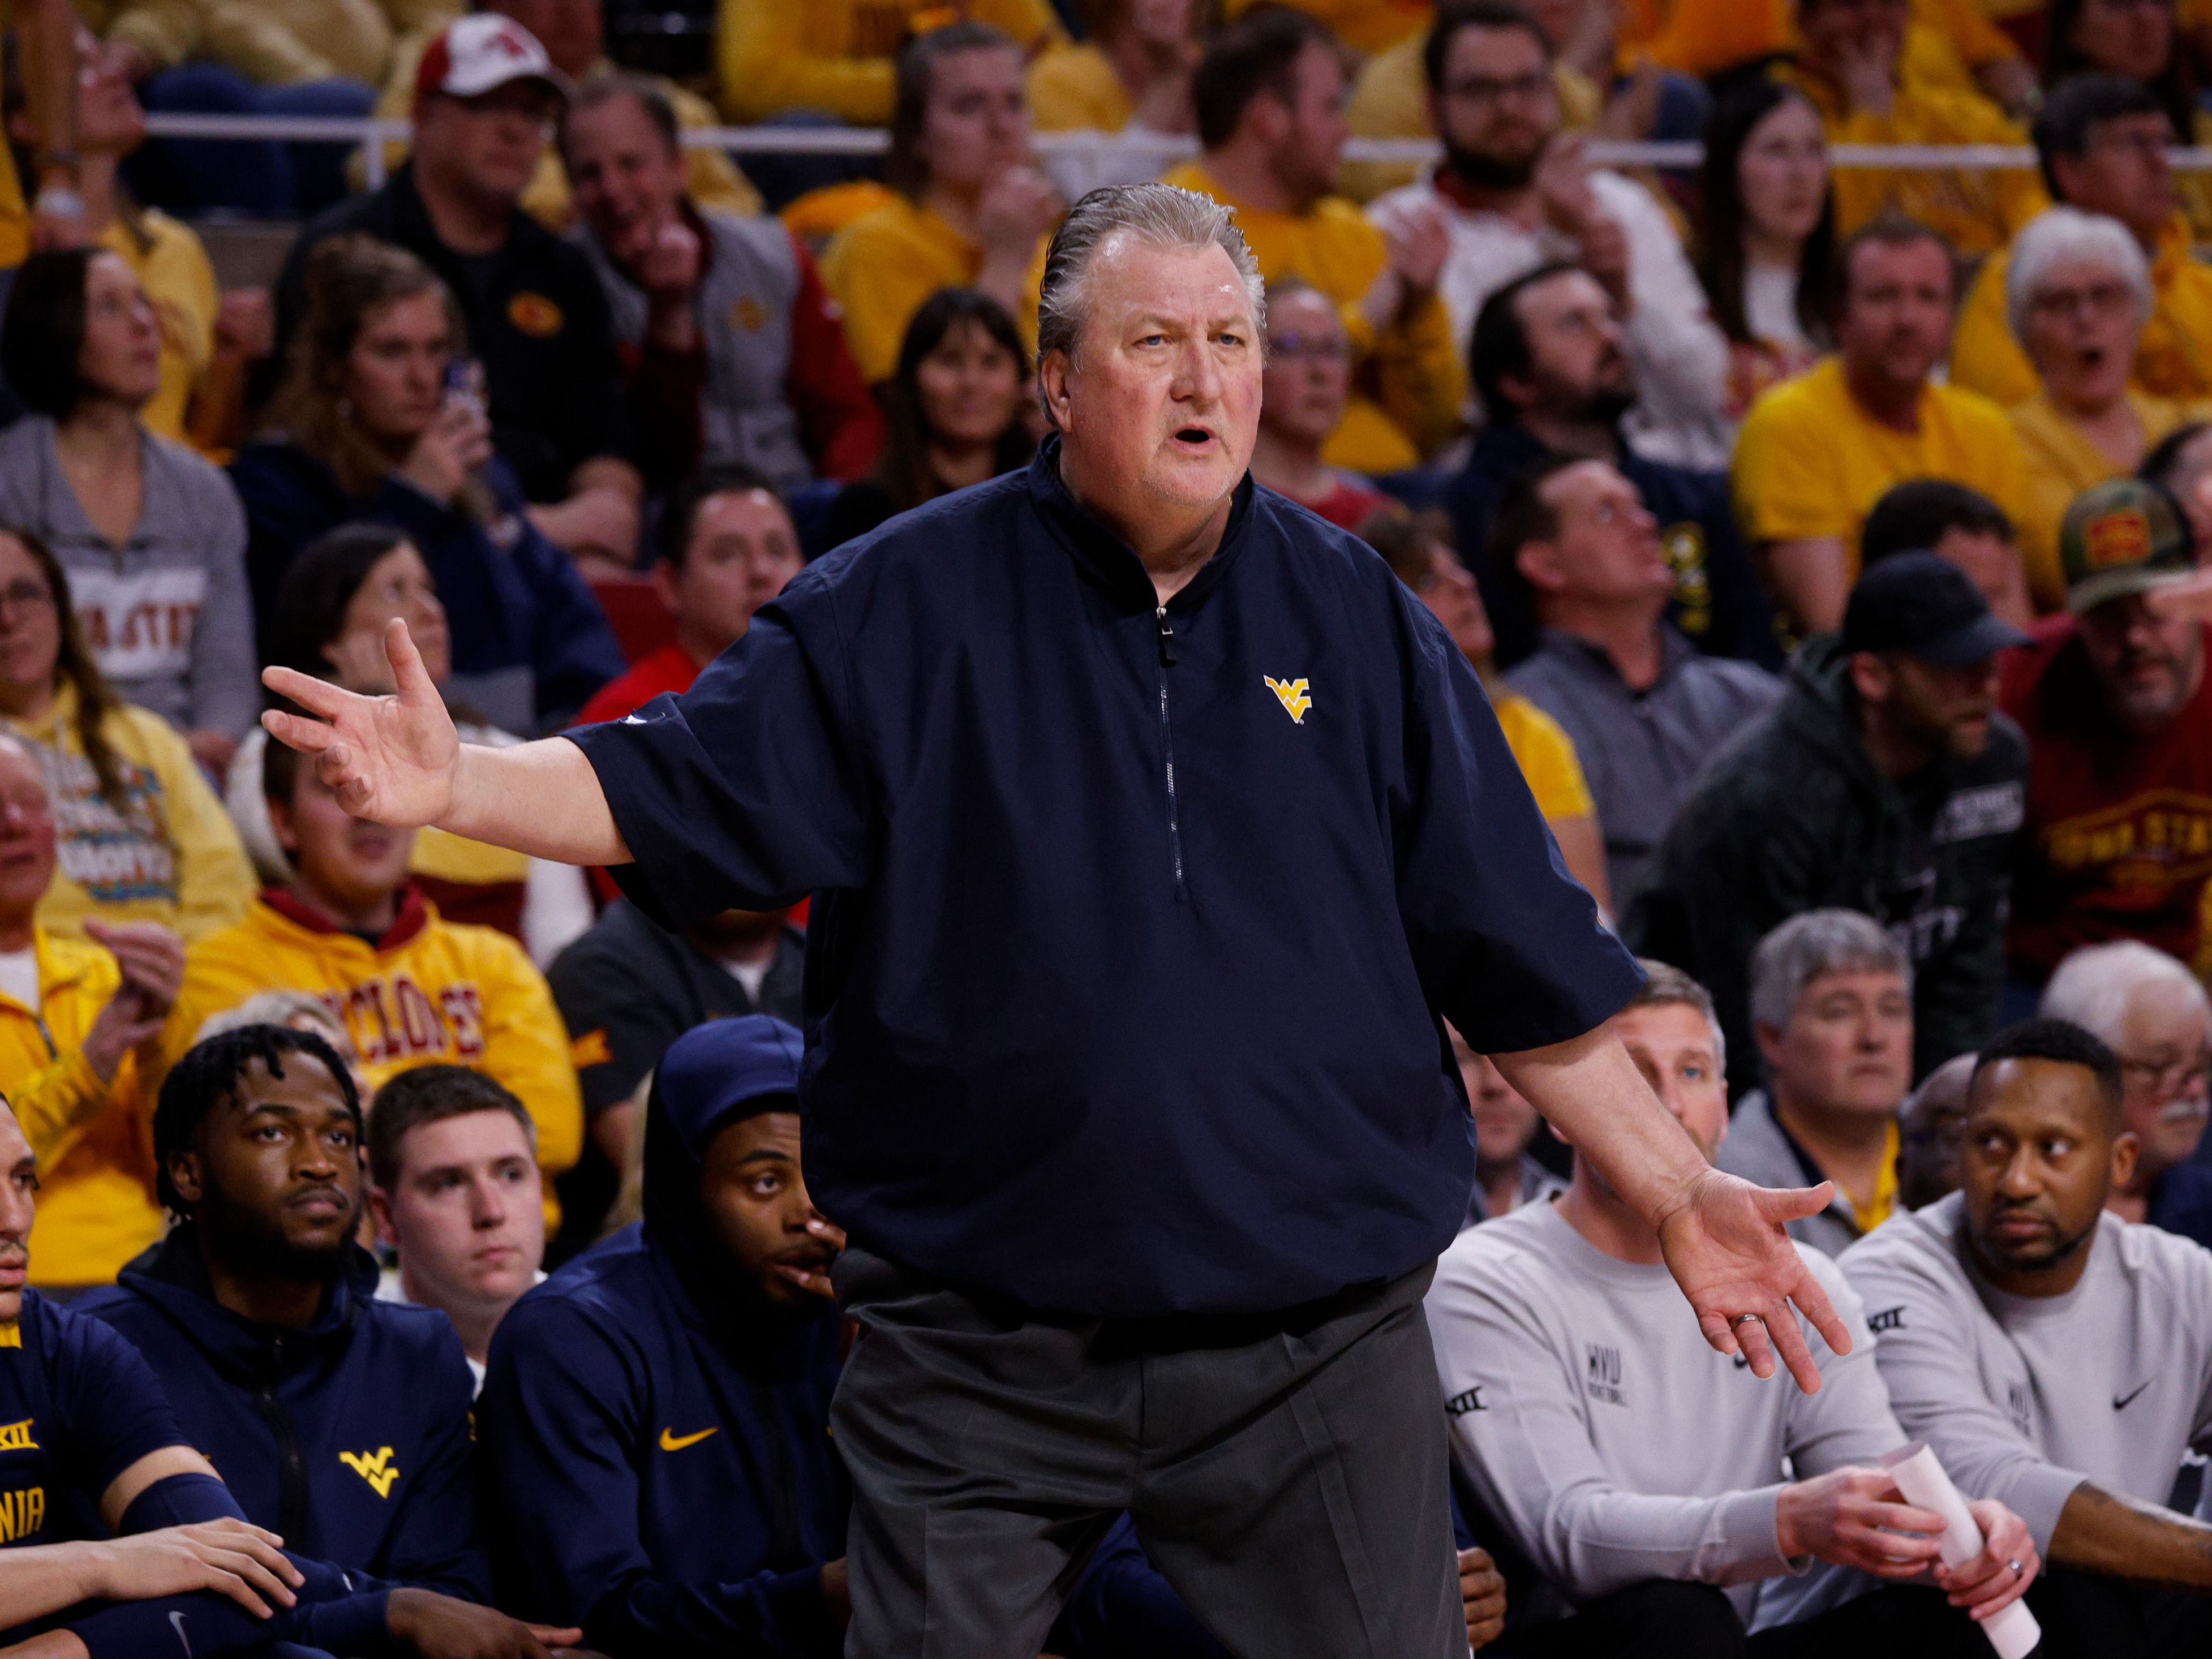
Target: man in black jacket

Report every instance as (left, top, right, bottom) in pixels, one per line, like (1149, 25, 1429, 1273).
(1633, 551, 2030, 1091)
(269, 14, 641, 566)
(265, 181, 1848, 1658)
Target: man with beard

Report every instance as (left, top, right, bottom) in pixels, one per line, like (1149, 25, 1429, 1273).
(1495, 454, 1780, 916)
(1365, 1, 1732, 471)
(1431, 961, 2040, 1658)
(1841, 1018, 2212, 1654)
(1448, 262, 1774, 668)
(72, 1024, 581, 1658)
(1734, 217, 2030, 637)
(2002, 478, 2212, 990)
(1633, 552, 2029, 1089)
(478, 1015, 851, 1653)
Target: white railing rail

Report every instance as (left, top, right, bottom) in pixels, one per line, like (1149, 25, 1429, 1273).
(145, 112, 2208, 194)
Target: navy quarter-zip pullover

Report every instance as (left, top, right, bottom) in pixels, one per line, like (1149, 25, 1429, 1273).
(570, 441, 1644, 1317)
(77, 1230, 487, 1600)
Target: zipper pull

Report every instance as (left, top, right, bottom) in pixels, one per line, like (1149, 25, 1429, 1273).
(1156, 605, 1177, 667)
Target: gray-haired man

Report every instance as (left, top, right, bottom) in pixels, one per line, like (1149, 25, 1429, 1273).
(259, 182, 1846, 1657)
(1719, 910, 1916, 1256)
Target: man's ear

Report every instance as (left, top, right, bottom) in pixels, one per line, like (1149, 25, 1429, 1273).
(366, 1185, 397, 1250)
(1753, 1021, 1787, 1076)
(650, 556, 681, 613)
(266, 795, 299, 856)
(1846, 650, 1891, 707)
(1515, 539, 1565, 595)
(2110, 1127, 2141, 1197)
(1038, 350, 1076, 435)
(166, 1149, 204, 1211)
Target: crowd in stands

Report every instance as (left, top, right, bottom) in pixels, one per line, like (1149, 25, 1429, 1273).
(2, 0, 2212, 1650)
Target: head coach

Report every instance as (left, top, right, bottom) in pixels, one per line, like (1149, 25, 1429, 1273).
(263, 182, 1845, 1658)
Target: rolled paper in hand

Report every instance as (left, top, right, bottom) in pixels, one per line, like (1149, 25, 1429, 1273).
(1880, 1440, 2042, 1659)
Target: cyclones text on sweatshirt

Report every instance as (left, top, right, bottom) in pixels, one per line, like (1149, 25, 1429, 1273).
(1838, 1190, 2212, 1557)
(567, 441, 1643, 1318)
(1427, 1198, 1896, 1628)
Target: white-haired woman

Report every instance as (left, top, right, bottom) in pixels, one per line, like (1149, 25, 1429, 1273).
(2008, 205, 2210, 613)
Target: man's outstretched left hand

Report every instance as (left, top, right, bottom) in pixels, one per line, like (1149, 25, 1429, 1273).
(1655, 1167, 1852, 1392)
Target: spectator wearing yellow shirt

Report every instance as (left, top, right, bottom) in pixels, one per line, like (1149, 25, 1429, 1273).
(1953, 77, 2212, 408)
(160, 732, 584, 1215)
(821, 23, 1062, 384)
(1780, 0, 2047, 261)
(2004, 206, 2206, 612)
(1027, 0, 1200, 134)
(375, 0, 762, 233)
(719, 0, 1059, 124)
(1363, 500, 1613, 912)
(1734, 217, 2030, 634)
(90, 0, 418, 218)
(1167, 7, 1463, 472)
(0, 732, 185, 1290)
(0, 0, 92, 263)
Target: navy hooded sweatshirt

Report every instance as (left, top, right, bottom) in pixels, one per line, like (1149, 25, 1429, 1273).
(75, 1229, 487, 1602)
(480, 1016, 847, 1657)
(568, 441, 1644, 1318)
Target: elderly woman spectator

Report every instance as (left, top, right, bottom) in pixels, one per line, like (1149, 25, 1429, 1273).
(821, 287, 1036, 548)
(1696, 81, 1835, 427)
(1248, 281, 1387, 532)
(820, 23, 1061, 385)
(0, 248, 255, 775)
(229, 233, 624, 734)
(2006, 206, 2208, 612)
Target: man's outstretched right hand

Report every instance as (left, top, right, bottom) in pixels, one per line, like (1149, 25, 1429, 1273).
(263, 619, 458, 830)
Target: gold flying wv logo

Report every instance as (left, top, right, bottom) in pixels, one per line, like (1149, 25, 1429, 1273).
(1264, 676, 1312, 724)
(338, 1447, 400, 1498)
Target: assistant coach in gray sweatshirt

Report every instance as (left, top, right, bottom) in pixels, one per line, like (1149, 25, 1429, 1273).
(1429, 961, 2037, 1658)
(1842, 1016, 2212, 1655)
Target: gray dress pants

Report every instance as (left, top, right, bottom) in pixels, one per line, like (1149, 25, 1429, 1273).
(830, 1248, 1468, 1659)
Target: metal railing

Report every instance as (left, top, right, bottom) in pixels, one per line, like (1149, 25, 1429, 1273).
(144, 111, 2212, 193)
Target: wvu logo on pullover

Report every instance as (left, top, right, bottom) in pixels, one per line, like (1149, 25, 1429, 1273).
(1264, 676, 1312, 725)
(339, 1447, 400, 1498)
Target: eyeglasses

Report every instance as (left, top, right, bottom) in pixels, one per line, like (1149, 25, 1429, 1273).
(0, 582, 54, 615)
(1440, 72, 1551, 106)
(2119, 1050, 2212, 1098)
(2028, 281, 2138, 321)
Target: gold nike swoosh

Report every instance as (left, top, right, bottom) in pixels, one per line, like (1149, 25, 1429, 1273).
(658, 1425, 719, 1452)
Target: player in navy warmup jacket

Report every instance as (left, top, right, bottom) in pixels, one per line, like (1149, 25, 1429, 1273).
(72, 1026, 578, 1659)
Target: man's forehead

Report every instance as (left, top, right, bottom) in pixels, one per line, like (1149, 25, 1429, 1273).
(1967, 1057, 2108, 1127)
(229, 1055, 346, 1113)
(403, 1108, 532, 1168)
(1608, 1000, 1715, 1052)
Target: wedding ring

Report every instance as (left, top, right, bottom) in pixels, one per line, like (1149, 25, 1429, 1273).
(1730, 1313, 1763, 1329)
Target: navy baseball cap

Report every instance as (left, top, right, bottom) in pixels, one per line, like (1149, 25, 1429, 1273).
(1841, 549, 2029, 666)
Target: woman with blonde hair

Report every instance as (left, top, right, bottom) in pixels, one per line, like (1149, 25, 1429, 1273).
(229, 234, 623, 733)
(0, 525, 250, 942)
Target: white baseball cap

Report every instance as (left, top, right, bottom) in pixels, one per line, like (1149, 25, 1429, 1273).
(415, 13, 574, 104)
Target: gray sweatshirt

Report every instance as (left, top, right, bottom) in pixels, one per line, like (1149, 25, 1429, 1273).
(1838, 1190, 2212, 1557)
(0, 415, 255, 739)
(1715, 1090, 1885, 1259)
(1427, 1197, 1898, 1624)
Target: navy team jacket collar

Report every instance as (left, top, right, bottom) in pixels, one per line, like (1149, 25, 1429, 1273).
(1025, 435, 1259, 612)
(118, 1226, 375, 1383)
